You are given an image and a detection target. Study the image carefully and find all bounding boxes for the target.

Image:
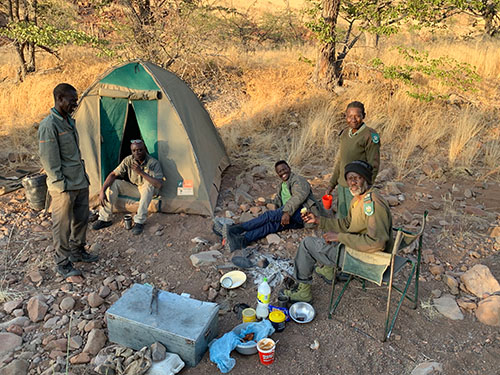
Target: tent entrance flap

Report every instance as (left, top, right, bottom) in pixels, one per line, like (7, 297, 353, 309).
(119, 103, 144, 161)
(99, 97, 128, 183)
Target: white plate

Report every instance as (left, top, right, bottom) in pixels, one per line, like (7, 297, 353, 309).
(220, 270, 247, 289)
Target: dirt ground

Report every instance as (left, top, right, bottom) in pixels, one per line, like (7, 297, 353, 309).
(1, 162, 499, 375)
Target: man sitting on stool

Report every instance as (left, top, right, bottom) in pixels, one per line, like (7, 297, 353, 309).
(93, 139, 163, 235)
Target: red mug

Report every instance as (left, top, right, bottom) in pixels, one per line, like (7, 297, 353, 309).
(322, 194, 333, 210)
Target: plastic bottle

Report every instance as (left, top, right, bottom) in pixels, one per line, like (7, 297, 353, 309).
(256, 277, 271, 319)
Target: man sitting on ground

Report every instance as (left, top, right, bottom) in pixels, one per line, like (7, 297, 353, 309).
(282, 160, 392, 303)
(221, 160, 320, 252)
(93, 139, 163, 235)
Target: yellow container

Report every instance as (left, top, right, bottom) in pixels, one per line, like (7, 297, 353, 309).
(269, 310, 286, 332)
(242, 308, 257, 323)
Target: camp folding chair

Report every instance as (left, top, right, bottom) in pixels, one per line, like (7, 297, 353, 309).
(328, 211, 428, 342)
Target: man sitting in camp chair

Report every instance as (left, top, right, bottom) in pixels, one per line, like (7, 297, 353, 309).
(282, 160, 393, 303)
(219, 160, 320, 252)
(93, 140, 163, 235)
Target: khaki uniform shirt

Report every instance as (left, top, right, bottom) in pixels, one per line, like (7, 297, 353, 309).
(329, 124, 380, 188)
(319, 187, 392, 253)
(113, 154, 163, 187)
(38, 109, 89, 192)
(272, 172, 320, 216)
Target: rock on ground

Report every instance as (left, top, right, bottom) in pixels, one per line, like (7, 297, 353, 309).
(0, 317, 29, 330)
(433, 295, 464, 320)
(475, 295, 500, 326)
(411, 361, 443, 375)
(88, 292, 105, 308)
(151, 342, 166, 362)
(0, 359, 29, 375)
(266, 233, 281, 245)
(189, 250, 222, 267)
(3, 300, 23, 314)
(83, 329, 107, 355)
(70, 352, 91, 364)
(59, 297, 75, 311)
(27, 297, 48, 322)
(0, 333, 23, 355)
(460, 264, 500, 298)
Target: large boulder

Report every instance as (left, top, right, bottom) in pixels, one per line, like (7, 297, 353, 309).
(475, 295, 500, 327)
(460, 265, 500, 298)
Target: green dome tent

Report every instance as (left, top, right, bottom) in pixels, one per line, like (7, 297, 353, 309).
(73, 60, 230, 216)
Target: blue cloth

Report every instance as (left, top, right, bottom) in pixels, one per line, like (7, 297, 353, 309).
(209, 320, 275, 373)
(242, 207, 304, 243)
(209, 331, 240, 373)
(240, 319, 275, 342)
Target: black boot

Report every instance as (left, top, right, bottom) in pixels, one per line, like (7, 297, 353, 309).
(228, 224, 245, 235)
(56, 262, 82, 278)
(222, 224, 247, 252)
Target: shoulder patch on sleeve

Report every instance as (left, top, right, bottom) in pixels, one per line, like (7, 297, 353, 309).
(371, 133, 380, 144)
(364, 200, 374, 216)
(363, 192, 374, 216)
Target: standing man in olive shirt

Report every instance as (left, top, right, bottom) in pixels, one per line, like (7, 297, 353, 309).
(39, 83, 97, 278)
(326, 101, 380, 218)
(283, 161, 392, 303)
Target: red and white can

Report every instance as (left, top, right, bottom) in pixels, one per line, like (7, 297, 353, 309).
(257, 338, 276, 365)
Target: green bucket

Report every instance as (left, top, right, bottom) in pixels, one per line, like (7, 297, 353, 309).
(22, 174, 47, 210)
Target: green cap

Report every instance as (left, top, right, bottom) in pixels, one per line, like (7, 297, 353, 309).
(263, 277, 267, 282)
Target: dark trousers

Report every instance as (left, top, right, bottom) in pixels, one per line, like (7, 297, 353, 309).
(50, 188, 89, 266)
(242, 207, 303, 243)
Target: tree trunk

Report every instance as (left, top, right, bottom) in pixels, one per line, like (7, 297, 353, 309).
(364, 31, 379, 49)
(27, 43, 36, 72)
(313, 0, 341, 89)
(14, 42, 27, 82)
(483, 4, 497, 36)
(26, 0, 37, 72)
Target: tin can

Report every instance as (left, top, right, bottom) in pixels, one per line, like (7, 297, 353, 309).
(242, 308, 257, 323)
(269, 310, 286, 332)
(124, 214, 133, 230)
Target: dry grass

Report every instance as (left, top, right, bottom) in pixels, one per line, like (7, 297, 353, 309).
(0, 28, 499, 181)
(448, 108, 486, 167)
(0, 47, 112, 155)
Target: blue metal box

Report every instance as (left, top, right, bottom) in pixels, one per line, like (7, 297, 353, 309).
(105, 284, 219, 367)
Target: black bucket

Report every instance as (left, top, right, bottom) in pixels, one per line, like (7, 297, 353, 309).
(22, 174, 48, 210)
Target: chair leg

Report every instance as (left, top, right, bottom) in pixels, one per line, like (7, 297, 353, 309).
(328, 246, 341, 319)
(327, 266, 338, 319)
(329, 276, 353, 318)
(413, 241, 423, 309)
(384, 263, 416, 341)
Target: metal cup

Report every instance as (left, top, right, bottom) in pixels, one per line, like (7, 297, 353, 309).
(277, 295, 289, 308)
(124, 214, 133, 230)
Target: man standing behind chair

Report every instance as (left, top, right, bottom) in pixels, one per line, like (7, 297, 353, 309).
(92, 140, 163, 235)
(39, 83, 96, 278)
(326, 101, 381, 218)
(283, 160, 392, 303)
